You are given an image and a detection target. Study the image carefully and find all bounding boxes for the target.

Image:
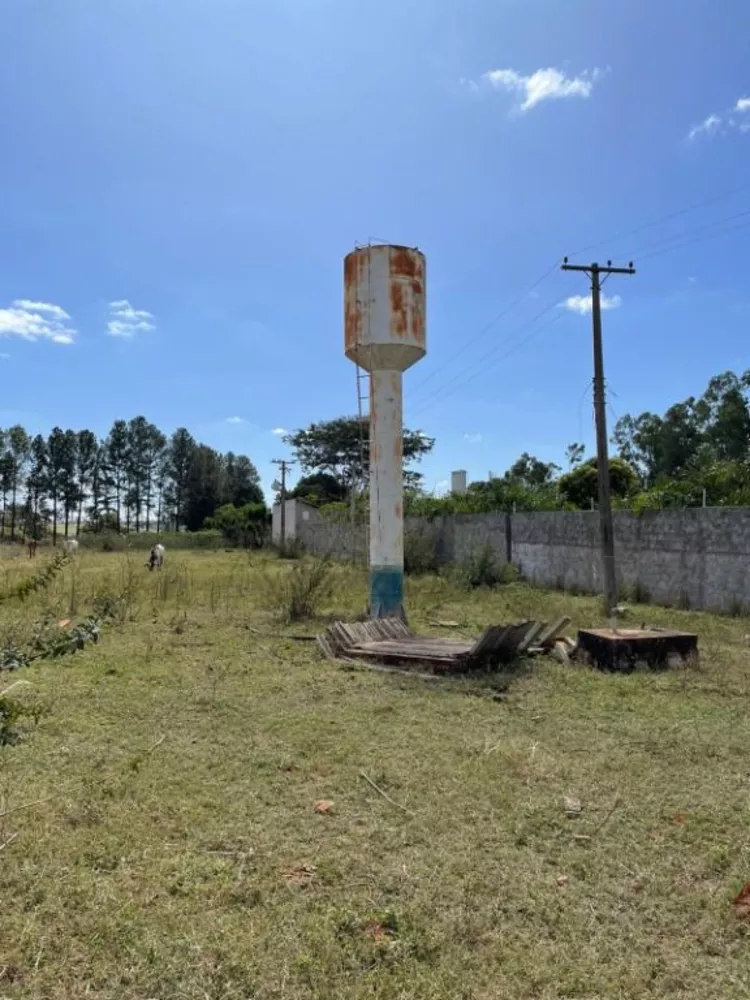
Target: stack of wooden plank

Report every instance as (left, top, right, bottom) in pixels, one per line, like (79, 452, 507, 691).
(316, 615, 575, 675)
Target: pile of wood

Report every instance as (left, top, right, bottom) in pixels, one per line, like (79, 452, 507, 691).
(523, 616, 577, 664)
(316, 615, 575, 675)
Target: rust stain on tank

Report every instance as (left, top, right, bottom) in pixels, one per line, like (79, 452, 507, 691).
(392, 433, 402, 463)
(344, 252, 364, 351)
(344, 253, 357, 287)
(389, 247, 420, 279)
(412, 301, 424, 340)
(394, 503, 402, 519)
(390, 281, 407, 338)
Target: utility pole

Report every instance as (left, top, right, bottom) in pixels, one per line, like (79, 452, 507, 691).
(272, 459, 293, 549)
(561, 257, 635, 613)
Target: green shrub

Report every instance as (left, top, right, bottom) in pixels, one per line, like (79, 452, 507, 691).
(458, 544, 519, 589)
(0, 687, 45, 745)
(262, 558, 335, 621)
(276, 538, 306, 560)
(404, 528, 442, 576)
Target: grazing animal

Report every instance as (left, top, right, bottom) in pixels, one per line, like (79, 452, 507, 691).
(147, 543, 165, 571)
(62, 538, 79, 554)
(27, 540, 38, 559)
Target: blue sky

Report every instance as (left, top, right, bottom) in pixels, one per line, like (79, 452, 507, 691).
(1, 0, 749, 497)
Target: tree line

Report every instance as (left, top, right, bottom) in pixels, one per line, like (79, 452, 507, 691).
(279, 372, 750, 518)
(0, 419, 263, 543)
(407, 369, 750, 515)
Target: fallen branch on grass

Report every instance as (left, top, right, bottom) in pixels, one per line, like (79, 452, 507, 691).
(571, 795, 622, 843)
(0, 797, 53, 819)
(0, 680, 33, 699)
(0, 832, 18, 853)
(359, 771, 415, 817)
(590, 795, 622, 837)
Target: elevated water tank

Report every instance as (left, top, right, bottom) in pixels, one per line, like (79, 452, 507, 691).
(344, 245, 426, 372)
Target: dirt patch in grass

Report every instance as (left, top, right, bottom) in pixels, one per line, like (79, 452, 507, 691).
(0, 549, 749, 998)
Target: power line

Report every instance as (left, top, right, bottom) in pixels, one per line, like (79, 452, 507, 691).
(638, 216, 750, 262)
(414, 210, 750, 416)
(410, 310, 565, 419)
(406, 187, 750, 423)
(567, 180, 750, 258)
(411, 262, 559, 394)
(621, 206, 750, 259)
(410, 298, 560, 413)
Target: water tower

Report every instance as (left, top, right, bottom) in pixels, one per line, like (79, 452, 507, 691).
(344, 244, 427, 618)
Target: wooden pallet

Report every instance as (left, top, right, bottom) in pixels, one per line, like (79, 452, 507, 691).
(317, 616, 573, 674)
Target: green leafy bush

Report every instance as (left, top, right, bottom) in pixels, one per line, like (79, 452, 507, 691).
(404, 528, 442, 576)
(262, 558, 335, 621)
(458, 544, 519, 589)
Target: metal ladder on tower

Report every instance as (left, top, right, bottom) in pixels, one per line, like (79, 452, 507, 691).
(351, 242, 373, 567)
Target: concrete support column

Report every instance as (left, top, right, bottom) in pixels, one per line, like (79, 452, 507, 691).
(369, 369, 404, 617)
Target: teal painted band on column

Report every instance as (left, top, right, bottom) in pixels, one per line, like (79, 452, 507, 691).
(370, 565, 404, 618)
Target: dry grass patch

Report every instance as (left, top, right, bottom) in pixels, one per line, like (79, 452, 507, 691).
(0, 549, 748, 997)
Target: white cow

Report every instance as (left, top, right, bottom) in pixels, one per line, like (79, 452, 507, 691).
(62, 538, 79, 554)
(147, 543, 165, 571)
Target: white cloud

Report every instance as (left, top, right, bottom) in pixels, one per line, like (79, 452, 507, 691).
(0, 299, 76, 345)
(13, 300, 70, 320)
(687, 97, 750, 140)
(459, 76, 481, 96)
(560, 293, 622, 315)
(481, 66, 602, 112)
(106, 299, 155, 338)
(688, 113, 722, 140)
(463, 433, 483, 444)
(226, 416, 245, 424)
(271, 427, 287, 436)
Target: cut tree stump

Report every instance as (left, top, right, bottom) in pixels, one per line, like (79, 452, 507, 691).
(577, 627, 698, 672)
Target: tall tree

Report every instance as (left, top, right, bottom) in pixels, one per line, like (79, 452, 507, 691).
(696, 371, 750, 463)
(290, 472, 348, 506)
(143, 424, 167, 530)
(61, 430, 79, 536)
(184, 445, 223, 531)
(164, 428, 196, 531)
(126, 416, 152, 531)
(559, 457, 640, 509)
(26, 435, 48, 539)
(221, 452, 263, 507)
(565, 442, 586, 470)
(504, 452, 561, 488)
(75, 429, 98, 535)
(47, 427, 70, 545)
(0, 435, 11, 540)
(87, 443, 109, 531)
(284, 416, 434, 492)
(6, 426, 30, 541)
(104, 420, 129, 531)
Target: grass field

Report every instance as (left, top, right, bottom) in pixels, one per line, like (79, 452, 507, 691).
(1, 546, 750, 999)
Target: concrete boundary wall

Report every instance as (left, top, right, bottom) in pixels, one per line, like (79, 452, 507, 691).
(297, 508, 750, 614)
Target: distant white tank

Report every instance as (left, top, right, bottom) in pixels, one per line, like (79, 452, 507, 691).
(344, 245, 427, 618)
(451, 470, 467, 495)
